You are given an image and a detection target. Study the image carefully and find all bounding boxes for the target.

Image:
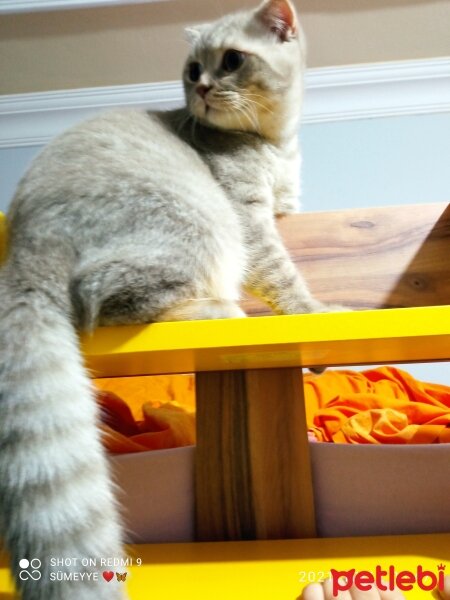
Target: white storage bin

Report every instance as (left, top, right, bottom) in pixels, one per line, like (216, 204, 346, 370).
(111, 442, 450, 543)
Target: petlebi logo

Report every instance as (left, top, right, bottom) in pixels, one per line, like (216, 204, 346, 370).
(19, 558, 42, 581)
(331, 563, 446, 597)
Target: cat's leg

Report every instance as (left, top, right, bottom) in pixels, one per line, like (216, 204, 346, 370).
(157, 298, 246, 321)
(274, 193, 299, 216)
(244, 213, 345, 315)
(157, 241, 246, 321)
(71, 253, 245, 329)
(71, 258, 195, 329)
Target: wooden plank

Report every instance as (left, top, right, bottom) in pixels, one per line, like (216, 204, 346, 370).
(195, 371, 256, 541)
(242, 202, 450, 314)
(246, 368, 316, 540)
(195, 368, 316, 542)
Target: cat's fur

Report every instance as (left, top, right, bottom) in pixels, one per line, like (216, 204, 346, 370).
(0, 1, 339, 598)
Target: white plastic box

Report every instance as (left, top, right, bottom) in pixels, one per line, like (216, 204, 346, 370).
(110, 442, 450, 543)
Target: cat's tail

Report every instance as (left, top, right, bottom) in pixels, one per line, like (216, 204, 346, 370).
(0, 246, 127, 600)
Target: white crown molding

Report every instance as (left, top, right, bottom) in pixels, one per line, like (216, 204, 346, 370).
(0, 0, 169, 14)
(304, 57, 450, 124)
(0, 58, 449, 149)
(0, 81, 185, 148)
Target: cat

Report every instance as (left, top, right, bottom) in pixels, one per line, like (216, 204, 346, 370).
(0, 1, 343, 598)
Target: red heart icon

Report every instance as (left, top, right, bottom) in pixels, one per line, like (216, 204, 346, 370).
(103, 571, 114, 582)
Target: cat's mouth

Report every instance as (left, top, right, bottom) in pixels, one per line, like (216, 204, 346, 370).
(202, 104, 217, 124)
(195, 97, 219, 119)
(202, 97, 214, 111)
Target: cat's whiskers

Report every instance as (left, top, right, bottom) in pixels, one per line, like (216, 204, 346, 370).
(208, 92, 247, 124)
(213, 89, 237, 97)
(189, 114, 200, 146)
(175, 110, 192, 136)
(231, 100, 260, 134)
(213, 85, 269, 133)
(223, 83, 274, 115)
(219, 96, 253, 130)
(209, 89, 241, 109)
(230, 103, 247, 132)
(243, 94, 275, 117)
(237, 98, 261, 134)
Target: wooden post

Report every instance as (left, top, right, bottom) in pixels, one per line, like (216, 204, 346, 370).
(195, 367, 316, 541)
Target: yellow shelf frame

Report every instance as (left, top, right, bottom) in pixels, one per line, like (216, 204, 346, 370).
(81, 305, 450, 377)
(2, 534, 450, 599)
(125, 534, 450, 600)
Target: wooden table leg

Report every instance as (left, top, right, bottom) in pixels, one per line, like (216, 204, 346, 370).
(195, 367, 316, 541)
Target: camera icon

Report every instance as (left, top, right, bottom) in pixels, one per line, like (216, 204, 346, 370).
(19, 558, 42, 581)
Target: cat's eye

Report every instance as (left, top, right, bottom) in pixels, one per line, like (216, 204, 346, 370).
(222, 49, 245, 73)
(188, 62, 203, 83)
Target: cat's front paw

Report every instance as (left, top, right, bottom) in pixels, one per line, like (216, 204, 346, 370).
(310, 302, 349, 314)
(274, 195, 300, 216)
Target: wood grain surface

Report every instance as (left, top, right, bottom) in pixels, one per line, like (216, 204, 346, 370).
(195, 368, 316, 542)
(241, 202, 449, 314)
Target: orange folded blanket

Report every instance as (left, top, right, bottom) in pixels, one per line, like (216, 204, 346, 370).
(94, 367, 450, 453)
(304, 366, 450, 444)
(95, 375, 195, 453)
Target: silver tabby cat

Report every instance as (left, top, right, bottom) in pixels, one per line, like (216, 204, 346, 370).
(0, 1, 341, 598)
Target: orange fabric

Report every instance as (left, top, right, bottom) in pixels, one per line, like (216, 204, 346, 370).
(94, 367, 450, 453)
(304, 367, 450, 444)
(94, 375, 195, 454)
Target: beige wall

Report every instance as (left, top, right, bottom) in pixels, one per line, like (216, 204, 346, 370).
(1, 0, 450, 94)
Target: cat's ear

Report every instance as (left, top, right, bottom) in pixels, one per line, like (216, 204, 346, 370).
(184, 25, 205, 45)
(255, 0, 298, 42)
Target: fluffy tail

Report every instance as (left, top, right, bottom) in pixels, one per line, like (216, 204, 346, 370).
(0, 247, 127, 600)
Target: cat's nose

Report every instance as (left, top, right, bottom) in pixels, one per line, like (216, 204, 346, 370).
(196, 85, 212, 99)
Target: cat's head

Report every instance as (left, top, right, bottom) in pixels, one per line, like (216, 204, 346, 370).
(182, 0, 305, 143)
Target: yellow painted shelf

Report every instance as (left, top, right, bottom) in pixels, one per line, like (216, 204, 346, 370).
(1, 535, 449, 599)
(81, 305, 450, 377)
